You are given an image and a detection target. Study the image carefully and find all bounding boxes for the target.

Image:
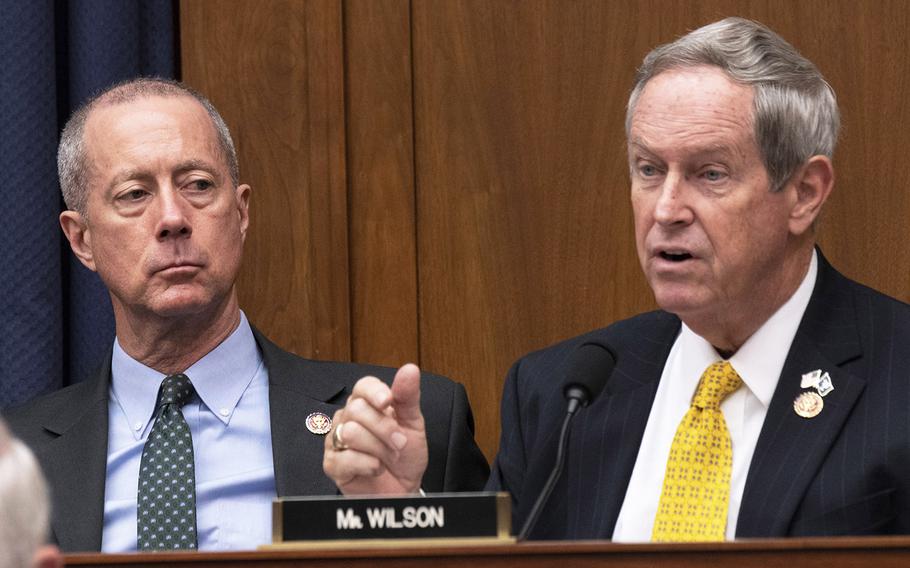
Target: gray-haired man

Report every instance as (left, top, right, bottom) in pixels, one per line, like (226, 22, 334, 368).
(325, 17, 910, 540)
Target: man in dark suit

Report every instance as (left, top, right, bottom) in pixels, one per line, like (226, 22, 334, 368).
(5, 78, 488, 553)
(326, 17, 910, 540)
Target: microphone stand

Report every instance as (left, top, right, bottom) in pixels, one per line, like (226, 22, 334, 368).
(516, 399, 581, 541)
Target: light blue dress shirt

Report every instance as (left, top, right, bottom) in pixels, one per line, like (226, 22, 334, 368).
(101, 312, 276, 552)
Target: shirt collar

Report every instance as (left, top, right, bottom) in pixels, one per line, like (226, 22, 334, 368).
(677, 249, 818, 407)
(110, 311, 263, 439)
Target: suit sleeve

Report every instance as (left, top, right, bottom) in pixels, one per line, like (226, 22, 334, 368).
(441, 382, 491, 491)
(486, 360, 527, 519)
(420, 375, 490, 492)
(486, 359, 526, 513)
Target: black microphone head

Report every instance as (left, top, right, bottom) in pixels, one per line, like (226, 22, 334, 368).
(562, 341, 617, 408)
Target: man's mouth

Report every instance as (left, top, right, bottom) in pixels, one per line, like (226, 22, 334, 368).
(659, 250, 693, 262)
(164, 263, 197, 269)
(153, 261, 203, 275)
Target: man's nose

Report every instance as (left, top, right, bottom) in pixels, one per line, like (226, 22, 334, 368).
(653, 174, 694, 227)
(155, 189, 192, 240)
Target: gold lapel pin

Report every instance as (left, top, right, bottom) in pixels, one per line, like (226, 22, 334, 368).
(305, 411, 333, 435)
(793, 391, 824, 419)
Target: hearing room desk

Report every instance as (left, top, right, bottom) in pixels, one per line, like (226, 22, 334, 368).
(63, 536, 910, 568)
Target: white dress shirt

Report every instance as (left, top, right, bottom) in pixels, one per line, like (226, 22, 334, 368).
(612, 251, 818, 541)
(102, 311, 276, 551)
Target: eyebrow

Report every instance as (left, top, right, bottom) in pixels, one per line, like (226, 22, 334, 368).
(174, 159, 220, 177)
(107, 167, 151, 190)
(628, 138, 738, 162)
(628, 139, 656, 157)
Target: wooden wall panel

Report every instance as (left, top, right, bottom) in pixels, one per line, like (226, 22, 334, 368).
(810, 2, 910, 300)
(345, 0, 419, 366)
(412, 1, 653, 459)
(412, 0, 910, 459)
(180, 0, 351, 361)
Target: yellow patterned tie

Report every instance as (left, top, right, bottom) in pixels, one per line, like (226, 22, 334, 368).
(651, 361, 743, 542)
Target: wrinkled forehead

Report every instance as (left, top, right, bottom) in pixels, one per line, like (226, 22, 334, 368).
(82, 95, 225, 177)
(627, 66, 757, 152)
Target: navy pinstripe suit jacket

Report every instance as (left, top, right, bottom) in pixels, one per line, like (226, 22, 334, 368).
(488, 251, 910, 539)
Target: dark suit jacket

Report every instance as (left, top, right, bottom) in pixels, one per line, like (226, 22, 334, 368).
(6, 328, 489, 552)
(488, 252, 910, 539)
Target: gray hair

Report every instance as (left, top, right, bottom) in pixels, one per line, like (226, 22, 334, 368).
(58, 77, 240, 217)
(0, 419, 50, 568)
(626, 17, 840, 192)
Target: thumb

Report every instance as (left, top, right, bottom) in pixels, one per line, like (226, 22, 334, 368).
(391, 363, 423, 427)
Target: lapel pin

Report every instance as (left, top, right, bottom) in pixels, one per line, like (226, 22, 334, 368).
(305, 412, 333, 435)
(800, 369, 822, 389)
(816, 372, 834, 397)
(794, 391, 824, 418)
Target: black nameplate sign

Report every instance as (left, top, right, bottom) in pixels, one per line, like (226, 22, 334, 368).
(272, 492, 511, 542)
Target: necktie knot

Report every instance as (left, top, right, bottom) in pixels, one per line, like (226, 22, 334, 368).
(157, 373, 195, 407)
(692, 361, 742, 410)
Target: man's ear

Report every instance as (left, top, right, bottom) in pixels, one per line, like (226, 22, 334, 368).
(236, 183, 251, 241)
(788, 155, 834, 235)
(59, 211, 97, 272)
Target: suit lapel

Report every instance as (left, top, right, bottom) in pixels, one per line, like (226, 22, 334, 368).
(737, 253, 865, 537)
(254, 329, 346, 496)
(40, 364, 111, 551)
(567, 313, 680, 538)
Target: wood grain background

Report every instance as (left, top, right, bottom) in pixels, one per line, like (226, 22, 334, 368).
(181, 0, 910, 461)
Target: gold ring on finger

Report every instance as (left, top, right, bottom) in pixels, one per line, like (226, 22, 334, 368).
(332, 422, 349, 451)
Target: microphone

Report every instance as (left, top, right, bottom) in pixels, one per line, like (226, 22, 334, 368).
(517, 341, 617, 541)
(563, 342, 615, 415)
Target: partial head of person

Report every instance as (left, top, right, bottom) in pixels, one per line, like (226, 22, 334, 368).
(56, 78, 251, 356)
(0, 419, 62, 568)
(625, 17, 839, 354)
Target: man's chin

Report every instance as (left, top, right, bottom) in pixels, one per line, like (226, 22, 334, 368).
(651, 288, 710, 320)
(145, 292, 219, 319)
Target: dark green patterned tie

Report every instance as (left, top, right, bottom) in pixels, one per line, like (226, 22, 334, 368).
(137, 374, 198, 551)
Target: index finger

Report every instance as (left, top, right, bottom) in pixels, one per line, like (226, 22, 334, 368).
(348, 375, 394, 411)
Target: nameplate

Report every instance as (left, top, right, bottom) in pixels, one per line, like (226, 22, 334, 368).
(271, 492, 511, 543)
